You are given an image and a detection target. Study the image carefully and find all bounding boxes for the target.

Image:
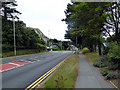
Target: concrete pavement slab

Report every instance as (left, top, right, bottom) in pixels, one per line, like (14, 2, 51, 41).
(76, 54, 115, 88)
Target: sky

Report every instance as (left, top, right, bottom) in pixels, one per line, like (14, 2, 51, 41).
(16, 0, 71, 41)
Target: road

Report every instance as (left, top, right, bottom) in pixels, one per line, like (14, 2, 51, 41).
(2, 51, 73, 88)
(76, 53, 115, 89)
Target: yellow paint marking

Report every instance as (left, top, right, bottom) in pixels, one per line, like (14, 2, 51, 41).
(30, 67, 56, 89)
(25, 66, 56, 90)
(25, 59, 66, 90)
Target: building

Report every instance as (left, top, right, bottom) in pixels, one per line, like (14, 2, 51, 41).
(28, 27, 49, 43)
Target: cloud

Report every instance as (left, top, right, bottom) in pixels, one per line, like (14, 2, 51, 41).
(16, 0, 71, 40)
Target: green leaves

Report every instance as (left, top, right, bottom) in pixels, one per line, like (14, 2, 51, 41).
(95, 6, 102, 12)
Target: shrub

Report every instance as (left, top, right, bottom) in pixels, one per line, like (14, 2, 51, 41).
(118, 72, 120, 78)
(36, 43, 45, 51)
(101, 67, 108, 76)
(93, 60, 105, 68)
(106, 73, 118, 80)
(107, 42, 120, 70)
(2, 44, 14, 52)
(102, 47, 109, 55)
(107, 62, 118, 70)
(73, 51, 79, 55)
(53, 47, 59, 51)
(82, 47, 90, 54)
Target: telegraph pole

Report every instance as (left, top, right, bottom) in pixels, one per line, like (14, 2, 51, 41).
(13, 9, 16, 56)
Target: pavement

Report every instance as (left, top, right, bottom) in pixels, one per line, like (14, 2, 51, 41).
(75, 52, 116, 89)
(2, 51, 73, 88)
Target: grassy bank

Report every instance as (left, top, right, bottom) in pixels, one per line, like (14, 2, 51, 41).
(85, 52, 101, 63)
(2, 49, 48, 58)
(39, 54, 79, 88)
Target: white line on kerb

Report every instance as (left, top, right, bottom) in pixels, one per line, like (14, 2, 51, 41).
(110, 81, 118, 89)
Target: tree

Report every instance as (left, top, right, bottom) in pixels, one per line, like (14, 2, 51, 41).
(2, 1, 46, 52)
(103, 2, 120, 43)
(62, 2, 111, 55)
(2, 1, 21, 21)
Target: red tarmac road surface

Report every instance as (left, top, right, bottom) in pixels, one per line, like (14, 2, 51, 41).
(0, 62, 30, 72)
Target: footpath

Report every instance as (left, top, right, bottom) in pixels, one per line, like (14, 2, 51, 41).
(75, 52, 115, 89)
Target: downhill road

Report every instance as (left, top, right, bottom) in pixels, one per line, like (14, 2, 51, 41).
(2, 51, 73, 88)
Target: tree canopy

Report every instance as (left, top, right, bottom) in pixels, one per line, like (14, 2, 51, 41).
(2, 1, 46, 52)
(62, 2, 120, 55)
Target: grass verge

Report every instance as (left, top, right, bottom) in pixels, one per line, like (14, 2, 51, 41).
(2, 49, 48, 58)
(38, 54, 79, 88)
(85, 52, 101, 63)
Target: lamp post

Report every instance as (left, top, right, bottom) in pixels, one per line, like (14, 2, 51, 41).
(48, 30, 53, 51)
(13, 9, 16, 56)
(61, 38, 62, 50)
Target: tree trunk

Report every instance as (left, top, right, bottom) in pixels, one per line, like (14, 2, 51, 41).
(94, 44, 97, 52)
(98, 39, 102, 56)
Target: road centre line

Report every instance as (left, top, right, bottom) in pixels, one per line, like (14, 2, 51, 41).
(25, 59, 65, 89)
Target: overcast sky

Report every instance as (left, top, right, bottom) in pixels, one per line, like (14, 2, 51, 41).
(16, 0, 71, 41)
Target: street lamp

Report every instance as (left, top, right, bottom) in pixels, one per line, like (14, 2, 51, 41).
(61, 38, 62, 50)
(13, 9, 16, 56)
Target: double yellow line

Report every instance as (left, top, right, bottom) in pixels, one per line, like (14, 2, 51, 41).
(25, 59, 66, 90)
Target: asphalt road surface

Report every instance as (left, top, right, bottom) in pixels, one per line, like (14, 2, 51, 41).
(2, 51, 73, 88)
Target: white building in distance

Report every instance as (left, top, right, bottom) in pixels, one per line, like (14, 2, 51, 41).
(28, 27, 49, 43)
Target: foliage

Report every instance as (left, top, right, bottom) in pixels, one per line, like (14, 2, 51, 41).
(96, 42, 120, 70)
(36, 43, 45, 51)
(53, 47, 60, 51)
(2, 1, 46, 53)
(63, 2, 120, 55)
(62, 2, 115, 55)
(82, 47, 90, 54)
(103, 2, 120, 43)
(93, 60, 105, 68)
(54, 75, 67, 88)
(101, 67, 108, 76)
(118, 72, 120, 78)
(106, 72, 118, 80)
(2, 49, 48, 57)
(102, 46, 109, 55)
(73, 51, 79, 55)
(2, 2, 21, 20)
(43, 54, 79, 88)
(107, 42, 120, 70)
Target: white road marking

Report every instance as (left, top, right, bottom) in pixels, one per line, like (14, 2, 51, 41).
(9, 63, 20, 66)
(110, 81, 118, 89)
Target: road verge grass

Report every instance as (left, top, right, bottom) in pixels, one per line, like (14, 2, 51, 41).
(38, 54, 79, 88)
(2, 49, 48, 58)
(85, 52, 101, 63)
